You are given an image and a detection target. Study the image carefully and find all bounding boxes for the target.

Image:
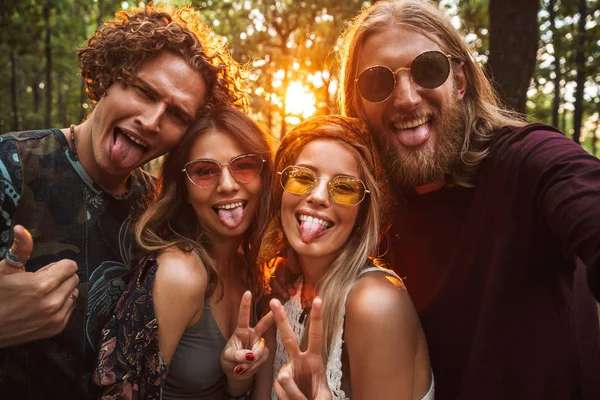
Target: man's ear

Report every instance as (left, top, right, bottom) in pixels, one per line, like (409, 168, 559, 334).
(454, 63, 467, 100)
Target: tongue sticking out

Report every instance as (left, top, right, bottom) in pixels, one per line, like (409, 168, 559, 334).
(218, 206, 245, 228)
(110, 130, 146, 170)
(396, 123, 430, 148)
(299, 220, 328, 243)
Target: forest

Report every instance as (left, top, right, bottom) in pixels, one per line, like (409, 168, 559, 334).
(1, 0, 599, 162)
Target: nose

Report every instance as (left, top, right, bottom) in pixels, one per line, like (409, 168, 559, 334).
(392, 71, 422, 111)
(305, 178, 330, 208)
(136, 103, 165, 134)
(216, 165, 240, 194)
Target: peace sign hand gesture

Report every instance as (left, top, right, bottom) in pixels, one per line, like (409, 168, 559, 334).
(270, 297, 332, 400)
(221, 290, 275, 381)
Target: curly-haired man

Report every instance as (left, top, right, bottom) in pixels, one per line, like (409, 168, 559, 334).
(0, 5, 247, 398)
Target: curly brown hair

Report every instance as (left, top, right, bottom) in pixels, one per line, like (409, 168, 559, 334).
(78, 4, 248, 111)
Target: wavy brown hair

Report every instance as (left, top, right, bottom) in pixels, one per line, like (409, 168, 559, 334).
(338, 0, 525, 187)
(135, 106, 276, 299)
(79, 4, 248, 111)
(258, 115, 393, 363)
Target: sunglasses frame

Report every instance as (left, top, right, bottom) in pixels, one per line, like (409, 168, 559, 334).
(278, 165, 370, 206)
(183, 153, 265, 188)
(355, 50, 461, 103)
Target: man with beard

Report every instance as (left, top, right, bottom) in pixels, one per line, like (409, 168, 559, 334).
(0, 5, 246, 399)
(336, 0, 600, 399)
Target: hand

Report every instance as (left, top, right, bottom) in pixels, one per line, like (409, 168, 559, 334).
(268, 248, 301, 302)
(221, 291, 275, 381)
(270, 297, 332, 400)
(0, 225, 79, 348)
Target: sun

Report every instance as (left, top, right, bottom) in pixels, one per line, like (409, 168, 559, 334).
(285, 81, 317, 120)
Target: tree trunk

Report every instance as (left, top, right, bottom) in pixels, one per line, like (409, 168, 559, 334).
(44, 4, 52, 127)
(548, 0, 562, 130)
(32, 70, 41, 114)
(572, 0, 587, 145)
(486, 0, 540, 114)
(57, 71, 66, 127)
(10, 50, 19, 132)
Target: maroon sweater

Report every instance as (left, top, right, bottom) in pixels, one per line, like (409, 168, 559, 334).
(386, 124, 600, 400)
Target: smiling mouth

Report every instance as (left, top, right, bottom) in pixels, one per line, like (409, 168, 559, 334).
(115, 128, 149, 152)
(213, 201, 247, 212)
(296, 213, 333, 243)
(392, 116, 429, 130)
(212, 201, 248, 229)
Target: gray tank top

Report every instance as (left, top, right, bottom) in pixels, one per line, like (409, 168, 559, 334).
(162, 299, 228, 400)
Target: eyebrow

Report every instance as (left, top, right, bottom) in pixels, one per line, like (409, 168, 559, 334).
(134, 77, 196, 121)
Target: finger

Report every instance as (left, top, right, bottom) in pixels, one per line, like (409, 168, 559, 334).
(228, 348, 258, 363)
(236, 290, 252, 330)
(1, 225, 33, 272)
(274, 377, 291, 400)
(270, 298, 301, 358)
(36, 259, 78, 285)
(307, 297, 324, 356)
(238, 347, 270, 377)
(277, 364, 307, 400)
(254, 310, 275, 336)
(46, 272, 79, 306)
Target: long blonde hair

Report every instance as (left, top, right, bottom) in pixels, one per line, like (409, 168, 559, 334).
(258, 116, 392, 363)
(135, 106, 276, 299)
(337, 0, 525, 187)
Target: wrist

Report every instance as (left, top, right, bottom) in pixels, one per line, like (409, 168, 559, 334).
(227, 375, 254, 398)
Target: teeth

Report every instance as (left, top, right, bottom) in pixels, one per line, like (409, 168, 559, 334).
(393, 117, 428, 130)
(125, 133, 147, 148)
(298, 214, 332, 228)
(216, 201, 244, 210)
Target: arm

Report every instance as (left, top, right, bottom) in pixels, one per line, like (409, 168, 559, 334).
(344, 273, 431, 400)
(502, 127, 600, 299)
(0, 139, 79, 348)
(153, 249, 207, 364)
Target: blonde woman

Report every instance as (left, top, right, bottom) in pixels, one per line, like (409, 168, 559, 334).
(255, 116, 433, 400)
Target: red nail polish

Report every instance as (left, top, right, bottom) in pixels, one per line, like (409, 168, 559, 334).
(234, 365, 244, 374)
(246, 352, 255, 361)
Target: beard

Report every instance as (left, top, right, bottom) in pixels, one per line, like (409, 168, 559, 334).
(367, 93, 466, 188)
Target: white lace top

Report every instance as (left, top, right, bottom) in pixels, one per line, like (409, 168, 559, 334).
(271, 266, 435, 400)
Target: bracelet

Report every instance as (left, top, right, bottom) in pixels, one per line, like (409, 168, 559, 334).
(227, 386, 253, 400)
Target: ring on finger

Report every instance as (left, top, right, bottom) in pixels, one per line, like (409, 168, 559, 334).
(69, 292, 78, 302)
(5, 249, 28, 268)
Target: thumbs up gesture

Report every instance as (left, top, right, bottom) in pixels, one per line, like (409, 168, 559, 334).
(0, 225, 79, 348)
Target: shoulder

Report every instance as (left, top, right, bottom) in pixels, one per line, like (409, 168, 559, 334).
(153, 247, 208, 306)
(345, 270, 417, 331)
(490, 123, 589, 164)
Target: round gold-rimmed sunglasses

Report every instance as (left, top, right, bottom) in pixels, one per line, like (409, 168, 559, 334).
(278, 165, 370, 206)
(183, 153, 265, 188)
(356, 50, 462, 103)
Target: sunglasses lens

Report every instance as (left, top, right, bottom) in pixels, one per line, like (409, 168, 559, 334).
(357, 66, 396, 102)
(330, 176, 366, 205)
(230, 155, 264, 183)
(281, 167, 316, 195)
(185, 160, 220, 187)
(411, 51, 450, 89)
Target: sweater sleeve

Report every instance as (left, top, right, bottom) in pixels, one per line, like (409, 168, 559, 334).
(0, 137, 23, 257)
(494, 124, 600, 300)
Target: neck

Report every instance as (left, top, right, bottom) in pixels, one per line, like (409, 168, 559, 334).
(297, 253, 334, 292)
(74, 120, 131, 195)
(210, 235, 244, 277)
